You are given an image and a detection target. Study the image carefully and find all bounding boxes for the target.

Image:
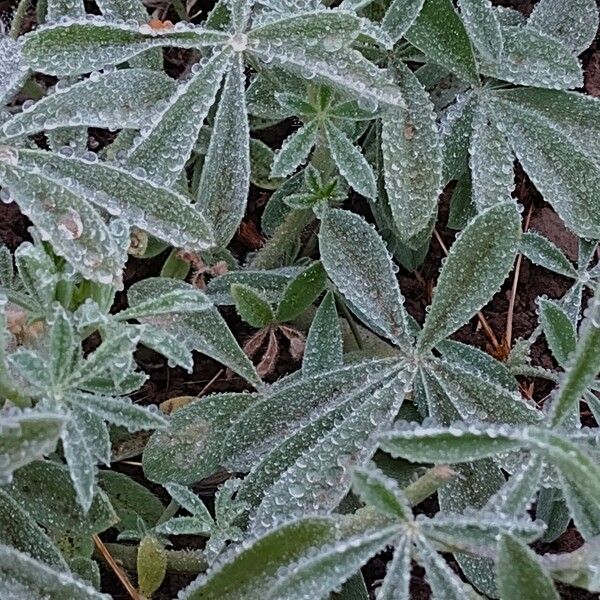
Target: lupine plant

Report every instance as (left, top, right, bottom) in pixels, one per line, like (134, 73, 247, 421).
(0, 0, 600, 597)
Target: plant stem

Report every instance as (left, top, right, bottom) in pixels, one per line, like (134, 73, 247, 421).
(10, 0, 30, 39)
(404, 465, 456, 506)
(102, 543, 207, 575)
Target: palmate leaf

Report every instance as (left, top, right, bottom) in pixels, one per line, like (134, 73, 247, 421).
(527, 0, 599, 55)
(10, 148, 215, 252)
(126, 47, 233, 187)
(0, 410, 65, 483)
(319, 208, 412, 347)
(196, 52, 249, 247)
(127, 278, 260, 386)
(382, 62, 442, 243)
(2, 69, 177, 139)
(20, 18, 229, 76)
(417, 202, 521, 352)
(0, 154, 125, 285)
(404, 0, 478, 85)
(478, 25, 583, 90)
(0, 543, 108, 600)
(497, 535, 560, 600)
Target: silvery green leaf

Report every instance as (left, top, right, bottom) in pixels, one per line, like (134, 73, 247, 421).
(303, 292, 343, 377)
(494, 5, 526, 27)
(143, 393, 259, 485)
(13, 149, 214, 252)
(270, 121, 318, 179)
(538, 298, 577, 366)
(250, 138, 284, 190)
(9, 460, 117, 537)
(427, 356, 541, 424)
(0, 411, 65, 483)
(352, 464, 412, 520)
(118, 287, 212, 320)
(246, 69, 305, 121)
(8, 349, 50, 389)
(479, 25, 583, 89)
(165, 483, 214, 523)
(527, 0, 598, 55)
(469, 101, 514, 212)
(382, 62, 441, 242)
(549, 291, 600, 427)
(414, 536, 482, 599)
(253, 365, 410, 527)
(418, 202, 521, 352)
(324, 120, 376, 200)
(0, 37, 28, 106)
(458, 0, 503, 61)
(2, 70, 176, 139)
(0, 543, 109, 599)
(441, 94, 476, 184)
(0, 245, 12, 287)
(493, 87, 600, 165)
(231, 283, 275, 328)
(379, 423, 525, 463)
(138, 326, 194, 371)
(520, 231, 578, 279)
(248, 10, 361, 48)
(376, 537, 411, 600)
(196, 53, 249, 246)
(13, 242, 59, 310)
(485, 455, 544, 515)
(126, 47, 232, 187)
(541, 537, 600, 592)
(49, 304, 77, 386)
(0, 488, 66, 568)
(128, 279, 260, 386)
(21, 19, 229, 76)
(497, 535, 560, 600)
(47, 0, 84, 19)
(180, 518, 337, 600)
(155, 516, 213, 537)
(557, 470, 600, 539)
(382, 0, 425, 43)
(404, 0, 478, 85)
(68, 392, 167, 431)
(269, 525, 400, 600)
(319, 208, 412, 347)
(250, 44, 404, 109)
(0, 157, 123, 286)
(537, 487, 571, 544)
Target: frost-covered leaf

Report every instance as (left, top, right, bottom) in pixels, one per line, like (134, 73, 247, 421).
(549, 291, 600, 427)
(126, 47, 232, 187)
(196, 53, 249, 246)
(418, 202, 521, 352)
(324, 120, 376, 201)
(117, 287, 212, 320)
(0, 543, 108, 599)
(377, 536, 411, 600)
(458, 0, 503, 61)
(0, 411, 65, 483)
(479, 26, 583, 90)
(0, 156, 124, 285)
(382, 0, 425, 43)
(275, 261, 327, 323)
(319, 208, 412, 347)
(0, 37, 28, 106)
(0, 488, 66, 568)
(520, 231, 577, 279)
(2, 70, 176, 139)
(441, 94, 476, 184)
(527, 0, 598, 55)
(49, 304, 77, 386)
(538, 298, 577, 366)
(469, 101, 514, 212)
(497, 535, 560, 600)
(21, 19, 228, 76)
(127, 279, 259, 386)
(404, 0, 478, 84)
(302, 291, 343, 376)
(231, 283, 274, 328)
(352, 464, 411, 520)
(382, 62, 442, 242)
(143, 393, 258, 485)
(270, 121, 318, 179)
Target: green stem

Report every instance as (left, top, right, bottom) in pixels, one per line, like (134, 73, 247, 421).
(156, 499, 180, 526)
(171, 0, 190, 21)
(101, 543, 207, 575)
(404, 465, 456, 507)
(10, 0, 30, 39)
(249, 209, 313, 270)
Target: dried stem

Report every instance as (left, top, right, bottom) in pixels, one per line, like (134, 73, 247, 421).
(93, 535, 141, 600)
